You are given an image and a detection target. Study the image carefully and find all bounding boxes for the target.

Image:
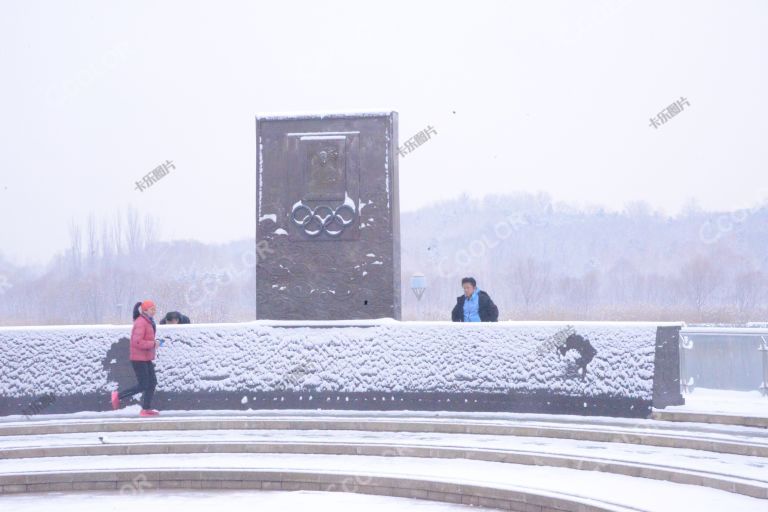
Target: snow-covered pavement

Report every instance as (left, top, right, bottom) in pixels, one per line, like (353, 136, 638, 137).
(1, 452, 766, 512)
(1, 408, 767, 511)
(664, 388, 768, 418)
(0, 489, 475, 512)
(1, 428, 766, 484)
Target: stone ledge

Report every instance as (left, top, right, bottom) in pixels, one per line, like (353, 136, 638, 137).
(0, 469, 639, 512)
(2, 441, 765, 498)
(652, 410, 768, 429)
(2, 417, 765, 458)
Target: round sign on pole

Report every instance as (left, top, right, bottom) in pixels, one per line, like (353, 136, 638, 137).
(411, 273, 426, 301)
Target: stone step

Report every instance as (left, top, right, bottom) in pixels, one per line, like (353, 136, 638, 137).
(1, 440, 766, 499)
(652, 410, 768, 429)
(2, 416, 766, 457)
(0, 468, 642, 512)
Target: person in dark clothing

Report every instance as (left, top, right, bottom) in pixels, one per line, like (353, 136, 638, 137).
(159, 311, 191, 324)
(121, 360, 157, 410)
(111, 300, 160, 416)
(451, 277, 499, 322)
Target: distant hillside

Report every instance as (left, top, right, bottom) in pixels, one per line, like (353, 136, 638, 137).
(399, 192, 768, 322)
(1, 194, 766, 325)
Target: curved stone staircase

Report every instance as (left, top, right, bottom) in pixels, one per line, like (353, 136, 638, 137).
(1, 411, 766, 511)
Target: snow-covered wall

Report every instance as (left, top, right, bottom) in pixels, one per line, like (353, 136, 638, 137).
(0, 320, 683, 418)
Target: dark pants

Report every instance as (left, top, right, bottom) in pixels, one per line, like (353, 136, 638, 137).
(119, 361, 157, 410)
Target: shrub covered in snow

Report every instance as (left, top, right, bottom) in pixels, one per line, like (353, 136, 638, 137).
(0, 320, 679, 403)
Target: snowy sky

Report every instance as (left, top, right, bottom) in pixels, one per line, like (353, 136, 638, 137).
(1, 0, 767, 265)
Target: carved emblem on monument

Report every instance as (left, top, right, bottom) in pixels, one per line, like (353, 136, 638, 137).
(283, 132, 362, 241)
(290, 203, 355, 237)
(307, 146, 343, 200)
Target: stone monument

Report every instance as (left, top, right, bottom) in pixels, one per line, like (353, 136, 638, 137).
(255, 112, 401, 320)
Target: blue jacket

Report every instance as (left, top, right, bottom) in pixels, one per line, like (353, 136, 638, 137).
(463, 289, 481, 321)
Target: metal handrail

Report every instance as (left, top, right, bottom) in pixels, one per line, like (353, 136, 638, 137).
(680, 327, 768, 336)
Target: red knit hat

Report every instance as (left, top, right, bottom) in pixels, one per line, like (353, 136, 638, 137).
(141, 300, 156, 311)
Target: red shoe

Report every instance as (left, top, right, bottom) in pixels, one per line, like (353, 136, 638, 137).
(139, 409, 159, 417)
(111, 391, 120, 410)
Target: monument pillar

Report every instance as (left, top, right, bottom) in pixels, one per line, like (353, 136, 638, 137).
(255, 112, 401, 320)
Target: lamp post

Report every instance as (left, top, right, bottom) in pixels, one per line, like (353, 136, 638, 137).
(410, 273, 427, 320)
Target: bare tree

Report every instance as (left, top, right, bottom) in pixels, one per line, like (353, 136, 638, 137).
(732, 270, 766, 321)
(125, 207, 143, 255)
(679, 256, 723, 321)
(100, 220, 112, 261)
(514, 257, 551, 315)
(67, 219, 82, 275)
(111, 211, 125, 257)
(85, 213, 98, 264)
(143, 215, 159, 250)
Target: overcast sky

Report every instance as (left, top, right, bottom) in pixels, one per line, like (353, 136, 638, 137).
(1, 0, 766, 265)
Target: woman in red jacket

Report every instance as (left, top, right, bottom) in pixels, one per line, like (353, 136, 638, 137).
(111, 299, 160, 417)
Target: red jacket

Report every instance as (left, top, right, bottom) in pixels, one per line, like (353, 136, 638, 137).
(130, 314, 157, 361)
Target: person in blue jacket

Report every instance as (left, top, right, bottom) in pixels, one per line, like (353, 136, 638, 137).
(451, 277, 499, 322)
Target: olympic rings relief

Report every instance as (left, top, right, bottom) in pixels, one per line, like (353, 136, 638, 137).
(291, 203, 355, 237)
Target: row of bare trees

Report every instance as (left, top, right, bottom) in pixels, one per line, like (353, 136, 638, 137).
(65, 209, 159, 275)
(1, 193, 767, 325)
(1, 208, 255, 325)
(400, 194, 768, 323)
(402, 259, 768, 322)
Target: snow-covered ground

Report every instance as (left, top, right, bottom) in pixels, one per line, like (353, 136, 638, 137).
(1, 405, 766, 511)
(1, 452, 765, 512)
(667, 388, 768, 418)
(3, 405, 766, 436)
(1, 428, 766, 482)
(0, 489, 474, 512)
